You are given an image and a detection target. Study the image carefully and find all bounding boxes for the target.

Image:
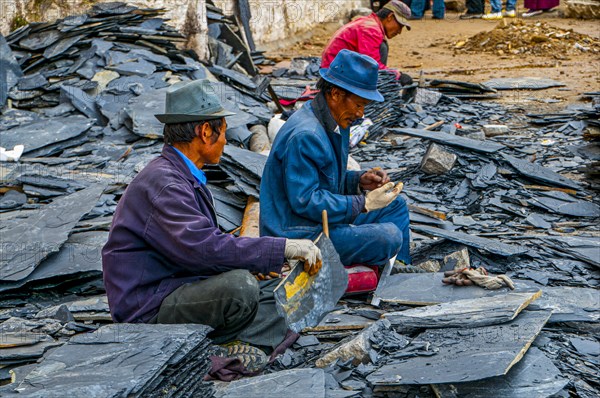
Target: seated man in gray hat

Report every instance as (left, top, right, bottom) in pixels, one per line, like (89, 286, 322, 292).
(102, 80, 322, 355)
(260, 50, 411, 271)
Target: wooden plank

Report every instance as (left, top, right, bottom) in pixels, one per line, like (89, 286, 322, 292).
(388, 127, 505, 153)
(239, 196, 260, 238)
(410, 225, 528, 257)
(523, 184, 578, 196)
(384, 291, 541, 329)
(432, 347, 568, 398)
(367, 310, 551, 386)
(407, 204, 447, 220)
(372, 272, 541, 307)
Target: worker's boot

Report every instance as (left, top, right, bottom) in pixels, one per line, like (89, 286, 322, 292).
(214, 341, 268, 373)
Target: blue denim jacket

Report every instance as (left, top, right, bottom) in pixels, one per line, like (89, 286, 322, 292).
(260, 93, 365, 240)
(102, 145, 286, 323)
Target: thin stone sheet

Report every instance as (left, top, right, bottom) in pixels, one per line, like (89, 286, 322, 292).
(0, 184, 106, 281)
(432, 347, 568, 397)
(372, 272, 540, 306)
(367, 310, 551, 385)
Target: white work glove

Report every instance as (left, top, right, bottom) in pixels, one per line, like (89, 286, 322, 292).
(284, 239, 323, 276)
(364, 182, 403, 212)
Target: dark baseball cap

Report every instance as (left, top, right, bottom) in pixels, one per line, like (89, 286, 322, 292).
(383, 0, 412, 31)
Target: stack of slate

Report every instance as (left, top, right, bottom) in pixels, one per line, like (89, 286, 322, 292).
(363, 70, 403, 141)
(6, 324, 214, 397)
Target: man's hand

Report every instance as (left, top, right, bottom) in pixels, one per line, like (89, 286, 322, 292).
(360, 167, 390, 191)
(284, 239, 323, 276)
(364, 182, 403, 212)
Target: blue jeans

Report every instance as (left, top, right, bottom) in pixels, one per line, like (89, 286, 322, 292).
(328, 197, 411, 266)
(490, 0, 517, 12)
(411, 0, 445, 18)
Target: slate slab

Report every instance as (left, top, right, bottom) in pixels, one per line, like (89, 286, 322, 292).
(541, 236, 600, 268)
(384, 291, 541, 329)
(0, 231, 106, 294)
(484, 77, 566, 90)
(367, 310, 552, 385)
(214, 368, 326, 398)
(0, 115, 94, 155)
(389, 128, 505, 154)
(432, 347, 568, 397)
(372, 272, 540, 306)
(0, 184, 106, 281)
(0, 333, 62, 365)
(527, 286, 600, 323)
(125, 87, 168, 138)
(14, 324, 213, 397)
(410, 225, 528, 257)
(502, 154, 581, 190)
(0, 34, 24, 107)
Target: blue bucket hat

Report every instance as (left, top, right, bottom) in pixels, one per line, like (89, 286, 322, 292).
(319, 49, 383, 102)
(155, 79, 235, 124)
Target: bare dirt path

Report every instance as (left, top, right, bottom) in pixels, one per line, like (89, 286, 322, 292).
(269, 10, 599, 109)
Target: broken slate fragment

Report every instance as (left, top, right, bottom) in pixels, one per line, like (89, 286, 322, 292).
(19, 30, 62, 51)
(411, 225, 528, 257)
(420, 143, 457, 175)
(107, 59, 156, 77)
(17, 73, 48, 91)
(125, 87, 168, 138)
(390, 127, 505, 154)
(60, 85, 106, 124)
(502, 154, 581, 190)
(43, 35, 82, 59)
(0, 190, 27, 210)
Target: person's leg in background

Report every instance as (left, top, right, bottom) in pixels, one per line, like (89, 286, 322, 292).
(460, 0, 485, 18)
(483, 0, 503, 19)
(432, 0, 446, 18)
(503, 0, 518, 16)
(409, 0, 426, 19)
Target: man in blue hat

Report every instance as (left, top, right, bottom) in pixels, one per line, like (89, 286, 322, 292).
(103, 79, 322, 355)
(260, 50, 411, 268)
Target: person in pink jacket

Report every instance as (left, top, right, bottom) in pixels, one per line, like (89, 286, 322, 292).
(321, 0, 412, 83)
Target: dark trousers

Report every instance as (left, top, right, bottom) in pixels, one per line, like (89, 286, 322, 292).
(153, 269, 287, 349)
(329, 196, 411, 266)
(466, 0, 485, 14)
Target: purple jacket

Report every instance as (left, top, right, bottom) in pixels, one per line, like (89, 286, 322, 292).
(102, 145, 286, 323)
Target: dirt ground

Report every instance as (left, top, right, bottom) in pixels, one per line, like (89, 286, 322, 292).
(269, 6, 600, 109)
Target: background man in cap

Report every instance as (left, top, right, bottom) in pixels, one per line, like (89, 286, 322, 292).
(321, 0, 413, 86)
(102, 79, 321, 353)
(260, 50, 411, 269)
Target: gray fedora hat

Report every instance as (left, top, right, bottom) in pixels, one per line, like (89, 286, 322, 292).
(155, 79, 235, 124)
